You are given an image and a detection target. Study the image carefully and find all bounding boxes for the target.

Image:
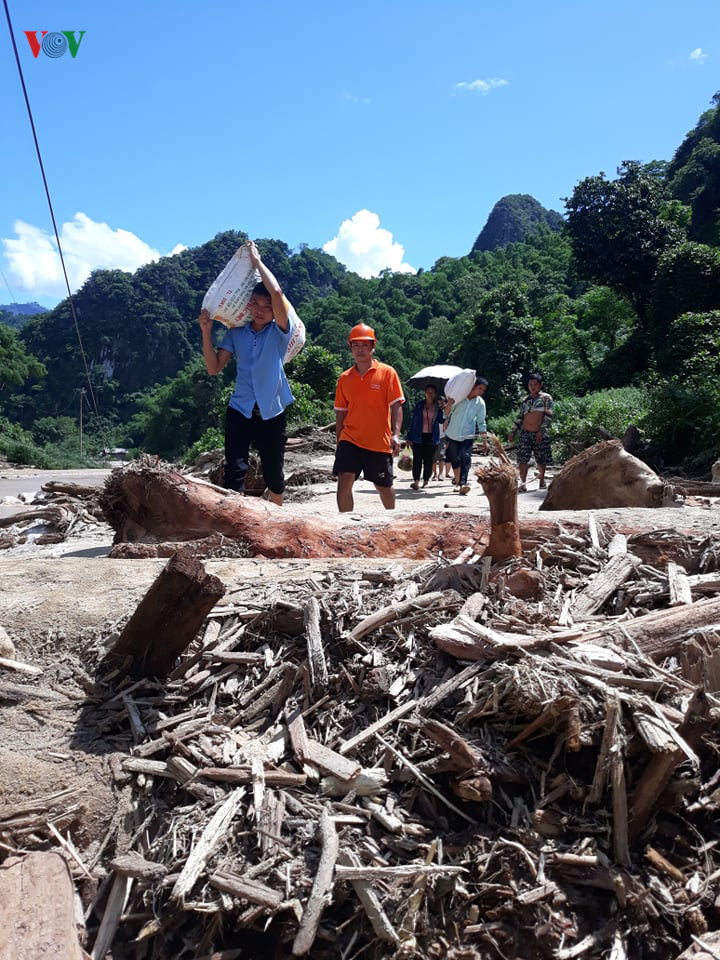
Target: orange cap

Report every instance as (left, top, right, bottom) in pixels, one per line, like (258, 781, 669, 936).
(348, 323, 376, 343)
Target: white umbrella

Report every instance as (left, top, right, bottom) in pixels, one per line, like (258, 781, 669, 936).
(406, 364, 464, 393)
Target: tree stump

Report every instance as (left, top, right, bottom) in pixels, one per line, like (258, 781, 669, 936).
(475, 439, 522, 561)
(102, 551, 225, 679)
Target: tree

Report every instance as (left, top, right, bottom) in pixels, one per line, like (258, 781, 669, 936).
(667, 95, 720, 246)
(452, 282, 539, 412)
(564, 161, 685, 331)
(650, 242, 720, 358)
(125, 357, 224, 459)
(0, 324, 45, 398)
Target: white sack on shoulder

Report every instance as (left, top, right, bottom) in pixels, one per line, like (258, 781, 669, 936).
(283, 299, 306, 364)
(444, 369, 476, 403)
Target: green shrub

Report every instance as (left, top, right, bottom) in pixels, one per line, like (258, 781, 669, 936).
(551, 387, 650, 461)
(1, 438, 52, 468)
(644, 376, 720, 469)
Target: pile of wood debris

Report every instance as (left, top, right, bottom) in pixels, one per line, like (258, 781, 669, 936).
(3, 519, 720, 959)
(0, 480, 107, 550)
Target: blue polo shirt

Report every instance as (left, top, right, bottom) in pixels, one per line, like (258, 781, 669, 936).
(219, 317, 294, 420)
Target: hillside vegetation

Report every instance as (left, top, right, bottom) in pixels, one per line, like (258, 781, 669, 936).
(1, 94, 720, 473)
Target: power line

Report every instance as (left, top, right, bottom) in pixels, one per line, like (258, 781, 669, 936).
(0, 267, 16, 304)
(2, 0, 108, 446)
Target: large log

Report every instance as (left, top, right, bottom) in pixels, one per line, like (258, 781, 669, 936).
(99, 457, 485, 560)
(0, 851, 89, 960)
(102, 551, 225, 679)
(430, 596, 720, 663)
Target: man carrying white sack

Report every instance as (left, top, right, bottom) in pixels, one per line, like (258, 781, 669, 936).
(444, 376, 489, 495)
(198, 241, 294, 506)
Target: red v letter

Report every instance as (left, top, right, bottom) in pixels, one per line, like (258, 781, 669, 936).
(24, 31, 47, 58)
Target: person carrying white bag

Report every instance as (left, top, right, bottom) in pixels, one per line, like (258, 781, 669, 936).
(198, 240, 296, 505)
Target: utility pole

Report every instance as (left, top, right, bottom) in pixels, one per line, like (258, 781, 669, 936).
(79, 388, 86, 457)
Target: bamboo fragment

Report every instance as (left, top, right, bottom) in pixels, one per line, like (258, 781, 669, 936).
(337, 849, 398, 943)
(292, 808, 338, 956)
(171, 788, 246, 902)
(304, 597, 329, 686)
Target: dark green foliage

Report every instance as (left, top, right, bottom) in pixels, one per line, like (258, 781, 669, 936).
(471, 195, 564, 253)
(538, 286, 636, 395)
(645, 374, 720, 469)
(650, 243, 720, 356)
(667, 94, 720, 245)
(0, 323, 46, 394)
(663, 310, 720, 378)
(31, 415, 78, 446)
(452, 282, 540, 412)
(565, 161, 685, 328)
(125, 357, 225, 459)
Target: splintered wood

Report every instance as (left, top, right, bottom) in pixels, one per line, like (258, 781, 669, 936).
(4, 518, 720, 959)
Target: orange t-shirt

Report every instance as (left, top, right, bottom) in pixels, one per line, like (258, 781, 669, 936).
(334, 360, 404, 453)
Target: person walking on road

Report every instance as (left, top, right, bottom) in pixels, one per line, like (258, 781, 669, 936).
(445, 377, 489, 495)
(332, 325, 405, 512)
(406, 385, 444, 489)
(198, 241, 295, 506)
(508, 372, 554, 491)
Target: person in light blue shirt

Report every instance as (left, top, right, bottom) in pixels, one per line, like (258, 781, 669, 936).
(198, 241, 294, 505)
(445, 376, 488, 494)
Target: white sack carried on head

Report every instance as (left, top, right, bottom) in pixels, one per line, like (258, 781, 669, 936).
(444, 369, 476, 403)
(202, 246, 259, 328)
(203, 247, 306, 364)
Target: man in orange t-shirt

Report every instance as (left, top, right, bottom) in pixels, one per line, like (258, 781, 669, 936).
(333, 324, 405, 512)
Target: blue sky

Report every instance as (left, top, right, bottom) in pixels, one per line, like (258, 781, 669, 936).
(1, 0, 718, 308)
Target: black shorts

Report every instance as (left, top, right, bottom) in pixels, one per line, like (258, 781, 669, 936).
(333, 440, 394, 488)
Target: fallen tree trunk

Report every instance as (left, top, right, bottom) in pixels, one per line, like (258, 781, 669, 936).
(0, 852, 89, 960)
(99, 458, 486, 560)
(430, 596, 720, 663)
(101, 551, 226, 679)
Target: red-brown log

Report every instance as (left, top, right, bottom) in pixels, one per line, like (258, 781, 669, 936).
(99, 457, 485, 560)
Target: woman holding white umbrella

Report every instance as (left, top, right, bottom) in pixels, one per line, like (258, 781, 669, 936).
(405, 385, 444, 489)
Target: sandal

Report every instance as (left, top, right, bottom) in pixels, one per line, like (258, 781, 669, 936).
(518, 482, 527, 493)
(538, 480, 546, 490)
(410, 481, 419, 490)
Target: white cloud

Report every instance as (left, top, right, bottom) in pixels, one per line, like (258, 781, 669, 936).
(323, 210, 415, 279)
(1, 213, 184, 298)
(455, 77, 509, 94)
(343, 90, 372, 106)
(689, 47, 708, 63)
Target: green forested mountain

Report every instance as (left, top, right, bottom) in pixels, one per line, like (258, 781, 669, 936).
(10, 231, 347, 425)
(471, 194, 564, 253)
(0, 302, 46, 329)
(2, 94, 720, 470)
